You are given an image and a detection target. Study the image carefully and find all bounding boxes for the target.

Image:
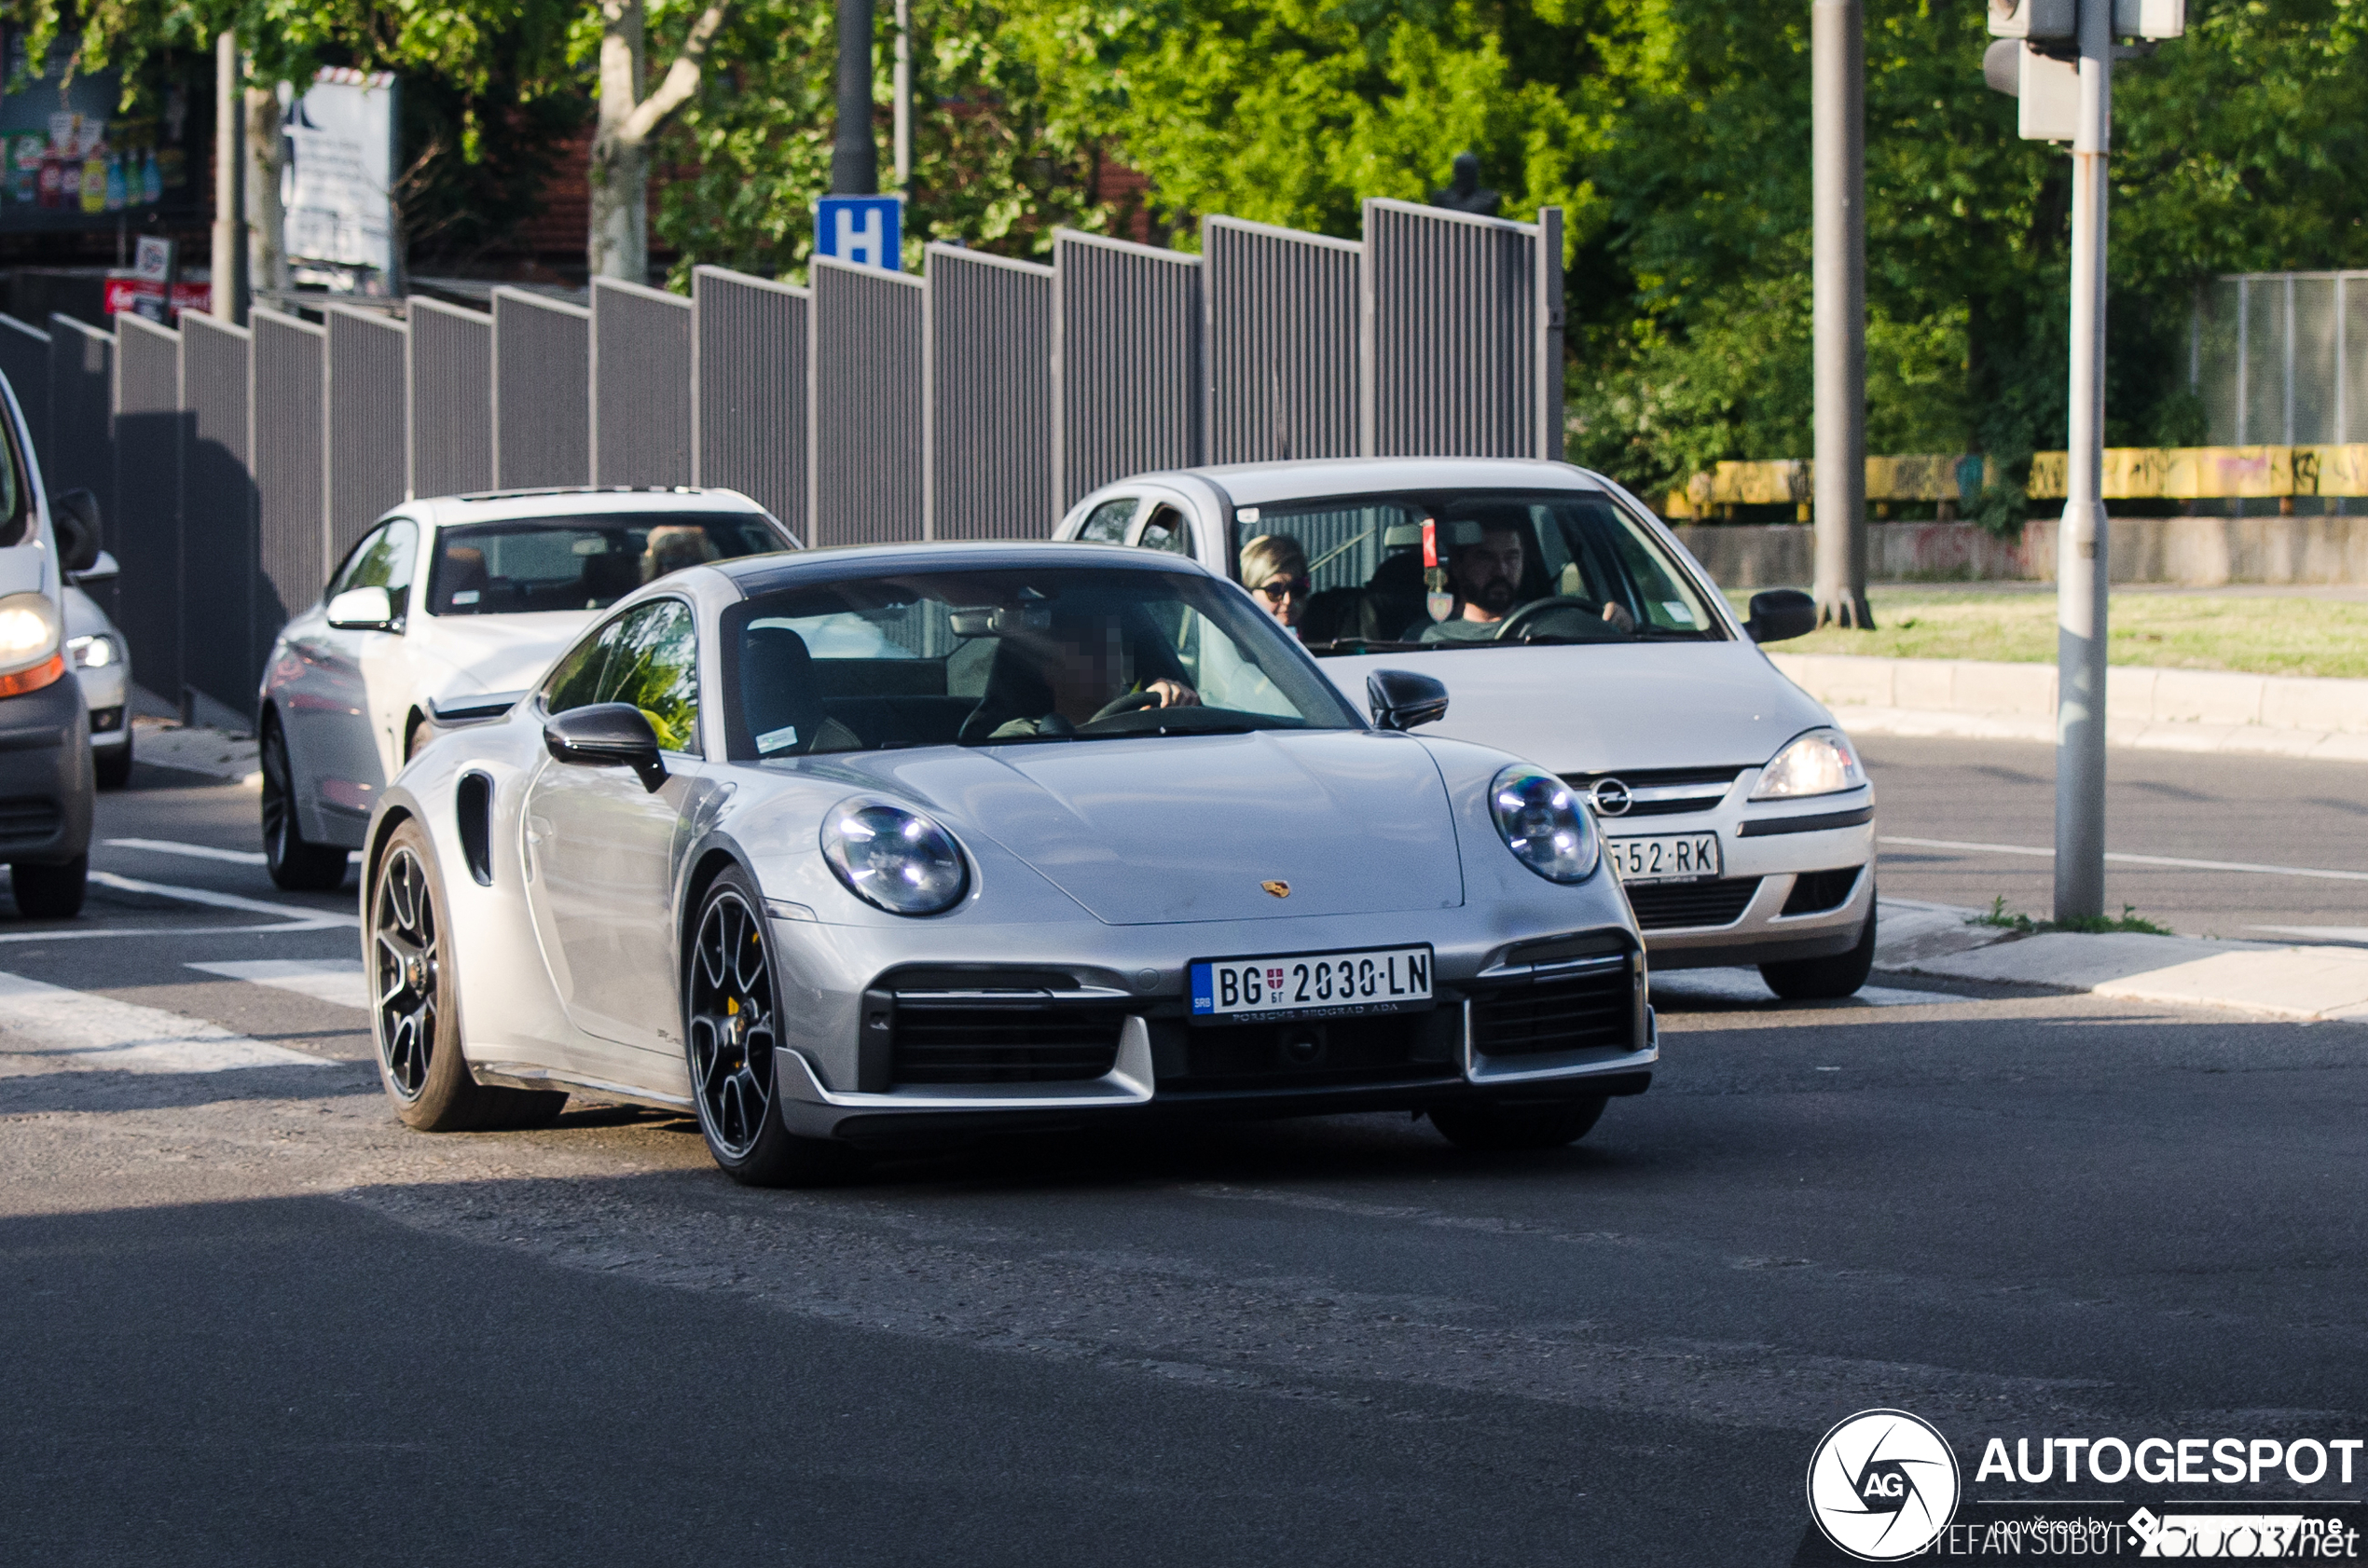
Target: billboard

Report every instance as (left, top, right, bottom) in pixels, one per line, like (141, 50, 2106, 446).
(282, 68, 399, 291)
(0, 30, 203, 231)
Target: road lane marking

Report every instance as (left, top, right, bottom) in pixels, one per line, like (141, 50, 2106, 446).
(104, 837, 358, 867)
(188, 958, 368, 1011)
(1881, 835, 2368, 884)
(85, 871, 359, 926)
(0, 970, 334, 1072)
(0, 920, 351, 944)
(1650, 968, 1967, 1008)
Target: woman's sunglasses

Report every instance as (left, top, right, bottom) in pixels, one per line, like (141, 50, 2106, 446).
(1253, 576, 1312, 602)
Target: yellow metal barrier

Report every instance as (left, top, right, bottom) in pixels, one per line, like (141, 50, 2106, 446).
(1663, 445, 2368, 516)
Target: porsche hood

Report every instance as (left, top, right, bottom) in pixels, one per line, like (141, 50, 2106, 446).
(852, 730, 1466, 926)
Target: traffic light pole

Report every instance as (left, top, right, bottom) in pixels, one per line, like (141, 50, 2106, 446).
(2054, 0, 2113, 921)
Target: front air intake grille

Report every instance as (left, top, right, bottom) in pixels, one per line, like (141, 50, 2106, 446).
(0, 796, 61, 848)
(889, 1003, 1126, 1085)
(1625, 877, 1761, 930)
(1471, 957, 1636, 1058)
(1782, 866, 1863, 916)
(1165, 1011, 1447, 1093)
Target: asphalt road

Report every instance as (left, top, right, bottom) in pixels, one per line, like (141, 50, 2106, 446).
(1863, 735, 2368, 941)
(1, 759, 2362, 1566)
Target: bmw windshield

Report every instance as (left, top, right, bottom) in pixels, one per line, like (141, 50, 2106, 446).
(723, 565, 1363, 760)
(1236, 489, 1727, 653)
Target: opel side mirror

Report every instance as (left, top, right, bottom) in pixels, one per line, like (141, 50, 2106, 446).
(50, 488, 101, 575)
(1744, 589, 1818, 644)
(1367, 668, 1450, 732)
(543, 702, 667, 791)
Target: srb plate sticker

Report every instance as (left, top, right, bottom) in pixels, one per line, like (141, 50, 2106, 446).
(1189, 945, 1435, 1025)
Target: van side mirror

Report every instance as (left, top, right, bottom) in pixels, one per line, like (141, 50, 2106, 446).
(50, 489, 101, 574)
(1367, 668, 1450, 732)
(1744, 589, 1819, 644)
(325, 585, 396, 631)
(543, 702, 667, 791)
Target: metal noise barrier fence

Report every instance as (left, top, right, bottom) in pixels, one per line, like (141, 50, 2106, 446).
(111, 313, 182, 700)
(1054, 232, 1202, 508)
(408, 296, 493, 498)
(253, 309, 328, 656)
(926, 244, 1053, 541)
(180, 312, 256, 722)
(0, 314, 46, 467)
(1204, 217, 1361, 466)
(811, 257, 924, 547)
(493, 288, 590, 489)
(693, 266, 807, 540)
(593, 278, 693, 488)
(325, 308, 409, 557)
(47, 315, 115, 532)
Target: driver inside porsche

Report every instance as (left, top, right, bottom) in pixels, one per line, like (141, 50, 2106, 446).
(983, 612, 1200, 741)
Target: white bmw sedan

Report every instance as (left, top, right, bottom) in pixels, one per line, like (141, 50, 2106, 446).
(258, 487, 795, 889)
(1055, 459, 1877, 999)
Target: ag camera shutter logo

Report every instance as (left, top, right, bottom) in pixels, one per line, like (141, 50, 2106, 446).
(1807, 1409, 1962, 1561)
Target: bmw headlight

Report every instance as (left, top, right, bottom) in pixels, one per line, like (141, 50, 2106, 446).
(0, 592, 60, 672)
(819, 797, 970, 915)
(1488, 765, 1600, 885)
(1750, 727, 1866, 800)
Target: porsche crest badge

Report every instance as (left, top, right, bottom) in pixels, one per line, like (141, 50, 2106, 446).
(1260, 880, 1291, 899)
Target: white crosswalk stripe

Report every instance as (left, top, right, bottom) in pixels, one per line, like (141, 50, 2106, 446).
(0, 971, 335, 1073)
(187, 959, 369, 1011)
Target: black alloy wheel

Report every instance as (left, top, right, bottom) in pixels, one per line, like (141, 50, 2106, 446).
(260, 719, 348, 892)
(374, 842, 441, 1103)
(367, 819, 565, 1133)
(685, 868, 853, 1187)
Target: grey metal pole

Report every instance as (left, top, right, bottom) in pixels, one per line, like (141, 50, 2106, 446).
(2054, 0, 2113, 921)
(209, 33, 247, 324)
(1810, 0, 1871, 627)
(892, 0, 911, 189)
(831, 0, 877, 195)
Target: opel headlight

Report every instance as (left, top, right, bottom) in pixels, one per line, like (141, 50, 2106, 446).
(1751, 727, 1866, 800)
(820, 797, 970, 915)
(0, 592, 60, 672)
(68, 633, 117, 668)
(1488, 765, 1600, 885)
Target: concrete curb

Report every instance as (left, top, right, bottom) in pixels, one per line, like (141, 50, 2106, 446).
(1873, 898, 2368, 1023)
(1772, 653, 2368, 762)
(131, 720, 264, 788)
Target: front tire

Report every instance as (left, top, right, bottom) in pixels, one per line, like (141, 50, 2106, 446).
(685, 868, 853, 1187)
(1758, 897, 1878, 1001)
(261, 718, 349, 892)
(370, 819, 565, 1132)
(1428, 1095, 1607, 1152)
(11, 856, 87, 919)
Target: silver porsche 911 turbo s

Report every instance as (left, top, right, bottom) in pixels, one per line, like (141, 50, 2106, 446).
(363, 542, 1658, 1185)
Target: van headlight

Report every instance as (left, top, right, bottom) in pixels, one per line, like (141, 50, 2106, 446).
(820, 797, 970, 915)
(1751, 727, 1865, 800)
(1488, 765, 1600, 884)
(0, 592, 61, 673)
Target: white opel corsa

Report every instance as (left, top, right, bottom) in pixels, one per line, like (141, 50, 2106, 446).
(1054, 458, 1878, 998)
(257, 487, 796, 889)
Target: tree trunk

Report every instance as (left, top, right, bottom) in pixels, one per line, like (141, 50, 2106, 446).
(244, 83, 287, 300)
(590, 0, 650, 282)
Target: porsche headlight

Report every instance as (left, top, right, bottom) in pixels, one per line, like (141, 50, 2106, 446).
(0, 592, 60, 672)
(819, 798, 970, 915)
(1750, 727, 1866, 800)
(1489, 765, 1600, 885)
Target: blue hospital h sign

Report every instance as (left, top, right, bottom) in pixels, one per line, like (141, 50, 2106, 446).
(814, 196, 903, 272)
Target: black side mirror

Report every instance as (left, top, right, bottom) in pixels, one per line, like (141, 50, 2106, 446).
(1744, 588, 1818, 645)
(1367, 668, 1449, 732)
(544, 702, 667, 791)
(50, 489, 101, 575)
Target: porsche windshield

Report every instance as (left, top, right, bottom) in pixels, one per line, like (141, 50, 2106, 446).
(1240, 489, 1725, 652)
(727, 566, 1362, 758)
